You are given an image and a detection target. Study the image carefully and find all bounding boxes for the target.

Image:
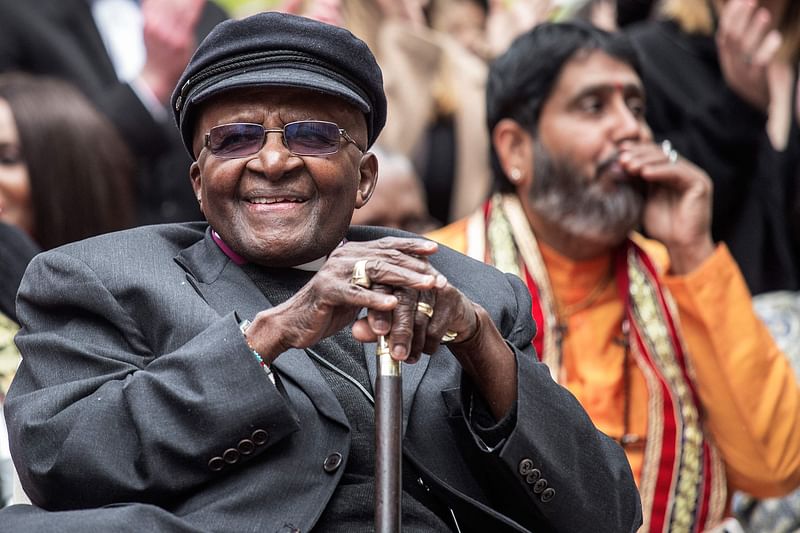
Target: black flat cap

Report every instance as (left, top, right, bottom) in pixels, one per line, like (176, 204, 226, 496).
(171, 12, 386, 159)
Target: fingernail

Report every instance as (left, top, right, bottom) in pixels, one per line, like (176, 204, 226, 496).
(393, 344, 407, 359)
(436, 275, 448, 288)
(374, 319, 389, 333)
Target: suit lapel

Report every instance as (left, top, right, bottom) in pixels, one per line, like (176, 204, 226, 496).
(174, 229, 348, 428)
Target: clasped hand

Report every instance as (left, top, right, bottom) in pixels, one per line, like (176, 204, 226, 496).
(247, 237, 480, 364)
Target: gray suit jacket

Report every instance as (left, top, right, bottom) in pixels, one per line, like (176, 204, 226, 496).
(3, 223, 641, 532)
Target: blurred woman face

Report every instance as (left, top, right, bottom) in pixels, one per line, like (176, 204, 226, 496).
(0, 98, 32, 235)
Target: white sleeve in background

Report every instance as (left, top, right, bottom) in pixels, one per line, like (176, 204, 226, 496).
(91, 0, 167, 120)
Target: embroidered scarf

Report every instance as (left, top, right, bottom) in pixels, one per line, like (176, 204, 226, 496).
(464, 193, 727, 533)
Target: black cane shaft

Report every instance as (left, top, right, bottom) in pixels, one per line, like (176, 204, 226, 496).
(375, 337, 402, 533)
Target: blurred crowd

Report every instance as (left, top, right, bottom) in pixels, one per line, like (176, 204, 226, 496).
(1, 0, 799, 531)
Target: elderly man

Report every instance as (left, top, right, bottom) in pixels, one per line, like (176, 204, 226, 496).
(429, 22, 800, 532)
(0, 13, 641, 533)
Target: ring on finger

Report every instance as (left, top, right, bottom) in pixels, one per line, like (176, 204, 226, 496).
(441, 330, 458, 344)
(416, 301, 434, 319)
(661, 139, 678, 165)
(351, 259, 371, 288)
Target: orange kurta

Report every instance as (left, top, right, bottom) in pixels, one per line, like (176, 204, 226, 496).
(429, 217, 800, 500)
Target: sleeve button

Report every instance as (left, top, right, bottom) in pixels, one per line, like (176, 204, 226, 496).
(251, 429, 269, 445)
(541, 487, 556, 502)
(208, 456, 225, 471)
(223, 448, 240, 464)
(533, 478, 548, 494)
(525, 469, 541, 484)
(518, 458, 534, 476)
(238, 438, 256, 455)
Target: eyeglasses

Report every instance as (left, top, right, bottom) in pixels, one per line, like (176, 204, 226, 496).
(204, 120, 364, 159)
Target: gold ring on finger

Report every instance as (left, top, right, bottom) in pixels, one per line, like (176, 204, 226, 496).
(351, 259, 371, 288)
(441, 330, 458, 344)
(416, 301, 434, 319)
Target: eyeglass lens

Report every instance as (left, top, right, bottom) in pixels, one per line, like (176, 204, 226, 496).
(206, 121, 343, 158)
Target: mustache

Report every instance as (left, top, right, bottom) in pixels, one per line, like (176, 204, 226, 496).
(595, 152, 621, 179)
(595, 152, 647, 195)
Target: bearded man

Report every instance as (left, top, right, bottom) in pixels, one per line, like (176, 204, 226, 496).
(429, 22, 800, 532)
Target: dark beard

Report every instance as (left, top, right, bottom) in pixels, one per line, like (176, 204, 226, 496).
(529, 140, 645, 247)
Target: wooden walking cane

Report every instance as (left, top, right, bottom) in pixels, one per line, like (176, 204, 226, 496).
(375, 334, 402, 532)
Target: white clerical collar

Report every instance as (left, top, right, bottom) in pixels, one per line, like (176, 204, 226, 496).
(294, 256, 327, 271)
(211, 229, 337, 271)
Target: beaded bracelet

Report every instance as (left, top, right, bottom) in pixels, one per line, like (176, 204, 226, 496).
(239, 319, 274, 382)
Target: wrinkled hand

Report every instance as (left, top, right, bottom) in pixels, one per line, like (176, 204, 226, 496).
(245, 236, 516, 419)
(351, 277, 480, 364)
(486, 0, 553, 58)
(246, 237, 441, 360)
(620, 141, 715, 274)
(139, 0, 205, 104)
(716, 0, 783, 112)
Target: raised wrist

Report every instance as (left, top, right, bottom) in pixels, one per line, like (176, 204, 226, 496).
(242, 309, 291, 364)
(666, 237, 716, 275)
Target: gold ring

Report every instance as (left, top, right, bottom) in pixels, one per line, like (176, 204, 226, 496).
(416, 302, 434, 319)
(441, 330, 458, 343)
(351, 259, 370, 288)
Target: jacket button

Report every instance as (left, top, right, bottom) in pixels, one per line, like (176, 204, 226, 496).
(223, 448, 240, 464)
(518, 458, 534, 476)
(525, 469, 541, 484)
(533, 478, 548, 494)
(541, 487, 556, 502)
(323, 452, 343, 473)
(208, 456, 225, 471)
(251, 429, 269, 445)
(238, 438, 256, 455)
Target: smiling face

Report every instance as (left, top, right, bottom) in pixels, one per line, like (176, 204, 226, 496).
(525, 50, 651, 247)
(190, 87, 377, 266)
(0, 98, 33, 236)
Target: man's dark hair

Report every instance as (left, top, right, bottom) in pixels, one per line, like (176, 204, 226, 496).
(486, 22, 643, 193)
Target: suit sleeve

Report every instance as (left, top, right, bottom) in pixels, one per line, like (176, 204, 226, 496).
(458, 273, 643, 533)
(5, 250, 300, 510)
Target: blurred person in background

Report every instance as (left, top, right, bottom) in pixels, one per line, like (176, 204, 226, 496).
(615, 0, 656, 27)
(626, 0, 800, 295)
(0, 72, 137, 508)
(571, 0, 619, 32)
(350, 145, 440, 233)
(285, 0, 552, 226)
(429, 22, 800, 531)
(0, 0, 228, 226)
(0, 222, 34, 508)
(0, 73, 135, 251)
